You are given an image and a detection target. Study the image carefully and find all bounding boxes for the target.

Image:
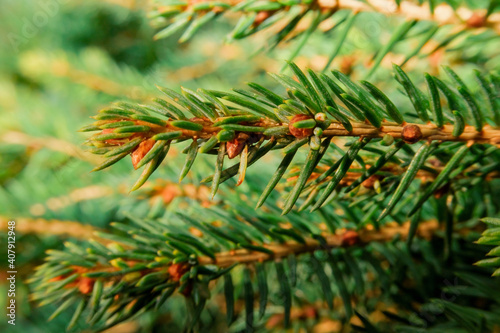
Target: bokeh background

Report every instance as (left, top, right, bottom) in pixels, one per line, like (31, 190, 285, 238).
(0, 1, 293, 331)
(1, 0, 499, 332)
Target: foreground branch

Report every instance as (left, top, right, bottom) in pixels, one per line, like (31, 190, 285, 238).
(80, 64, 499, 213)
(25, 211, 457, 331)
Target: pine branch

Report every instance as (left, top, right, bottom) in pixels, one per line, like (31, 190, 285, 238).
(150, 0, 500, 42)
(25, 181, 211, 216)
(136, 180, 212, 205)
(29, 209, 439, 331)
(27, 167, 499, 331)
(287, 160, 500, 193)
(149, 0, 500, 72)
(27, 185, 114, 216)
(80, 63, 500, 213)
(8, 1, 500, 331)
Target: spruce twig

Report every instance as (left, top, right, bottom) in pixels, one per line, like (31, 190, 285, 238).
(81, 63, 500, 213)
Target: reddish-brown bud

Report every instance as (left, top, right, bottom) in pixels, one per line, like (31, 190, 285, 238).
(341, 230, 360, 247)
(131, 139, 155, 169)
(100, 128, 124, 145)
(168, 263, 190, 282)
(226, 132, 250, 159)
(466, 13, 486, 28)
(289, 114, 314, 138)
(254, 11, 272, 27)
(362, 175, 378, 189)
(78, 277, 94, 295)
(401, 124, 422, 144)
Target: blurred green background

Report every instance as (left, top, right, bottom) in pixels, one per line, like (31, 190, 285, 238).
(1, 0, 499, 332)
(0, 1, 267, 331)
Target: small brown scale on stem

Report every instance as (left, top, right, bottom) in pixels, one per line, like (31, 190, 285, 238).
(227, 132, 262, 159)
(401, 124, 423, 144)
(168, 262, 192, 296)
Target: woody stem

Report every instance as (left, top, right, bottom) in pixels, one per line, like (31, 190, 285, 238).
(322, 122, 500, 145)
(164, 121, 500, 146)
(198, 219, 440, 267)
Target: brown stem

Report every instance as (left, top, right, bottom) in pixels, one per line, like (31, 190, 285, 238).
(129, 113, 500, 143)
(24, 217, 438, 269)
(198, 219, 439, 267)
(158, 120, 500, 145)
(56, 220, 439, 281)
(323, 122, 500, 145)
(26, 52, 240, 101)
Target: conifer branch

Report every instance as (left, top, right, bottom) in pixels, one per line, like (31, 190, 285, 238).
(27, 178, 500, 331)
(81, 63, 500, 213)
(29, 206, 440, 331)
(11, 1, 500, 331)
(27, 185, 115, 215)
(20, 51, 159, 100)
(149, 0, 500, 48)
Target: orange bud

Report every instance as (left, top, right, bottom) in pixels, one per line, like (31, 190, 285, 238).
(466, 13, 486, 28)
(131, 139, 155, 169)
(341, 230, 360, 247)
(289, 115, 314, 138)
(226, 133, 250, 159)
(168, 263, 190, 282)
(78, 277, 94, 295)
(362, 175, 378, 189)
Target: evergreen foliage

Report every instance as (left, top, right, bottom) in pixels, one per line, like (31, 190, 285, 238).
(1, 0, 499, 332)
